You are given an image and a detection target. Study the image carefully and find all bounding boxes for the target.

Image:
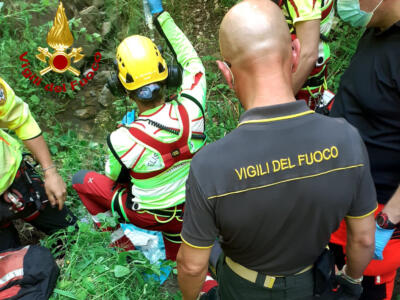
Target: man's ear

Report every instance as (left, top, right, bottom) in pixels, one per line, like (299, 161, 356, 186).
(216, 60, 234, 89)
(291, 38, 301, 74)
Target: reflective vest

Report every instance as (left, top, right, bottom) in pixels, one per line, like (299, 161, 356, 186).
(0, 77, 41, 195)
(129, 104, 195, 180)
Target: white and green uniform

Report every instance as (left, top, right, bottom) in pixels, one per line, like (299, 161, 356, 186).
(106, 12, 206, 211)
(0, 77, 42, 195)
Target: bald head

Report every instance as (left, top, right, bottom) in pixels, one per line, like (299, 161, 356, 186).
(219, 0, 292, 66)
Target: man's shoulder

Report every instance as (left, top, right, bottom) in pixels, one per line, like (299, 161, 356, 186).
(312, 112, 357, 131)
(192, 114, 362, 162)
(314, 113, 365, 144)
(109, 126, 136, 151)
(286, 0, 322, 21)
(310, 114, 368, 165)
(190, 129, 241, 170)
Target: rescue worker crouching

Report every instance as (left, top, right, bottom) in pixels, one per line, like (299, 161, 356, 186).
(72, 0, 206, 261)
(0, 76, 76, 251)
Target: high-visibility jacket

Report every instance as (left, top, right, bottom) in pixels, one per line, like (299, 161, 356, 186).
(279, 0, 334, 66)
(276, 0, 335, 102)
(0, 77, 41, 195)
(105, 12, 206, 211)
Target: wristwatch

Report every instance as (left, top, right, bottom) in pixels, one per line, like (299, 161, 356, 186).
(376, 212, 397, 229)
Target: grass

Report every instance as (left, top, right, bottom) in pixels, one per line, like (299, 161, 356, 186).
(44, 221, 177, 300)
(0, 0, 364, 299)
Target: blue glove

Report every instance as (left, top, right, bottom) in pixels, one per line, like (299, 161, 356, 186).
(148, 0, 163, 15)
(373, 222, 394, 260)
(121, 110, 136, 125)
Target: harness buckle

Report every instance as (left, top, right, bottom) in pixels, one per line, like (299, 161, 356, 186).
(171, 149, 180, 157)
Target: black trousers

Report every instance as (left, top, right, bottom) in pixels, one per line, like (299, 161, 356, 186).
(203, 243, 314, 300)
(1, 159, 77, 251)
(0, 203, 76, 251)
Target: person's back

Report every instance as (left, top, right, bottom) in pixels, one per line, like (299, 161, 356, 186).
(108, 96, 205, 210)
(177, 1, 376, 299)
(188, 109, 373, 276)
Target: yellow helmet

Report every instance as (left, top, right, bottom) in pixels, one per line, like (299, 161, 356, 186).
(116, 35, 168, 91)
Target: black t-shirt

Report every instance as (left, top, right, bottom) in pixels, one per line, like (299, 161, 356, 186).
(330, 23, 400, 204)
(181, 101, 377, 276)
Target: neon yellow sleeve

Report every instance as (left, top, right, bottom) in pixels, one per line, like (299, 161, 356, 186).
(0, 77, 41, 140)
(105, 149, 122, 181)
(156, 12, 206, 110)
(287, 0, 321, 25)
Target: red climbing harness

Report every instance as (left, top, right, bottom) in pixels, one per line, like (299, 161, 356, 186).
(129, 104, 194, 180)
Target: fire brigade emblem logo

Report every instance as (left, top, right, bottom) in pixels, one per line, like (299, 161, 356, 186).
(36, 2, 84, 76)
(0, 81, 6, 106)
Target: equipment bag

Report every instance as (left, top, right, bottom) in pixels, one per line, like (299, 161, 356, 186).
(1, 156, 48, 225)
(0, 245, 59, 300)
(314, 247, 336, 297)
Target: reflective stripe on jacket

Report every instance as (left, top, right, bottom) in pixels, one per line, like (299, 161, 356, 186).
(0, 77, 41, 194)
(105, 12, 206, 210)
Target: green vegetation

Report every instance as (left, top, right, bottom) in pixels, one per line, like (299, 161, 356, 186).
(43, 221, 177, 300)
(0, 0, 364, 299)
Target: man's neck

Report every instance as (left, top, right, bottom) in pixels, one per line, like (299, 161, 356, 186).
(136, 99, 164, 114)
(376, 6, 400, 31)
(239, 71, 296, 110)
(379, 17, 400, 31)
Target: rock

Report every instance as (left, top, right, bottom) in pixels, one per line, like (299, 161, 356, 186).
(93, 0, 105, 8)
(94, 109, 115, 132)
(98, 86, 114, 107)
(80, 6, 100, 34)
(64, 0, 88, 13)
(102, 21, 112, 36)
(74, 107, 97, 120)
(93, 70, 112, 86)
(82, 0, 93, 7)
(82, 91, 97, 106)
(74, 6, 103, 66)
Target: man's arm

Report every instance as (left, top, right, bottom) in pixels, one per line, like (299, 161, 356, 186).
(372, 185, 400, 259)
(345, 213, 375, 278)
(104, 130, 136, 183)
(343, 130, 378, 276)
(0, 77, 66, 209)
(179, 169, 218, 299)
(153, 9, 206, 110)
(177, 243, 211, 300)
(381, 185, 400, 223)
(23, 136, 66, 210)
(292, 19, 320, 93)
